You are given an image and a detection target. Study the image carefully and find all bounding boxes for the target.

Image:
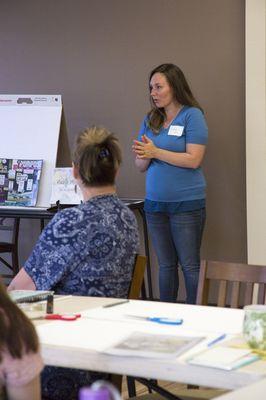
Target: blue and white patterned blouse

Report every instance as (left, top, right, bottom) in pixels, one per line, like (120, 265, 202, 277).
(24, 194, 139, 298)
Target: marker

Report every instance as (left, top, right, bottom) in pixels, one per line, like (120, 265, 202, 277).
(207, 333, 226, 347)
(46, 294, 54, 314)
(103, 300, 129, 308)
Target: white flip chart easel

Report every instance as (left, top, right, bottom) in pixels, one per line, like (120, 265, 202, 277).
(0, 94, 71, 207)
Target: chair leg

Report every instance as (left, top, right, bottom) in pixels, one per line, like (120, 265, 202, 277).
(127, 377, 137, 397)
(133, 378, 185, 400)
(109, 374, 123, 393)
(0, 256, 13, 271)
(149, 379, 157, 393)
(12, 218, 20, 275)
(11, 249, 19, 275)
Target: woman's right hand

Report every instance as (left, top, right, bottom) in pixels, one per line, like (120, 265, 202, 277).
(132, 139, 151, 172)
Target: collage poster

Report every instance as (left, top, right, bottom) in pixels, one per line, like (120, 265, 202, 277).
(0, 158, 43, 207)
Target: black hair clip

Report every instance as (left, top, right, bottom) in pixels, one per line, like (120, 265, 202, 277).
(99, 148, 110, 159)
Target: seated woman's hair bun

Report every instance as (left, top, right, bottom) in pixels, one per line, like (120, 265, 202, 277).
(98, 148, 110, 160)
(73, 126, 122, 187)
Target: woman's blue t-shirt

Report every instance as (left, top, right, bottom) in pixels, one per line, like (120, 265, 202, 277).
(138, 106, 208, 207)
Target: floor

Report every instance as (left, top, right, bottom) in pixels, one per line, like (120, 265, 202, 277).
(121, 378, 227, 400)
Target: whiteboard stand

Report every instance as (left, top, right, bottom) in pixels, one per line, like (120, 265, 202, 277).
(0, 94, 71, 208)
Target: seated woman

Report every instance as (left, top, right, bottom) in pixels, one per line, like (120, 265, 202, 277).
(8, 125, 139, 399)
(0, 280, 43, 400)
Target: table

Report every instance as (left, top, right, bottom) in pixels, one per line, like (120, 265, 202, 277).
(35, 296, 266, 398)
(214, 378, 266, 399)
(0, 198, 154, 299)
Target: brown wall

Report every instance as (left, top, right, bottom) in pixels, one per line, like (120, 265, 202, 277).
(0, 0, 246, 263)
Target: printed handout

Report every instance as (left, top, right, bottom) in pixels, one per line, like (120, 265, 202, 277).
(50, 167, 82, 205)
(105, 331, 204, 359)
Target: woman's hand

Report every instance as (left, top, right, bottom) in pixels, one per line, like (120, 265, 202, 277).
(133, 134, 206, 169)
(132, 135, 158, 159)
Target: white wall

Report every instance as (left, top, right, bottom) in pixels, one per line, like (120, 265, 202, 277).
(246, 0, 266, 264)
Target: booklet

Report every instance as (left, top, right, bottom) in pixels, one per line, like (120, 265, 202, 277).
(9, 290, 53, 303)
(188, 346, 259, 370)
(104, 332, 204, 359)
(0, 158, 43, 206)
(50, 167, 82, 205)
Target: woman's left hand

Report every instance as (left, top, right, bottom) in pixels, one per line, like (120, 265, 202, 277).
(133, 135, 158, 159)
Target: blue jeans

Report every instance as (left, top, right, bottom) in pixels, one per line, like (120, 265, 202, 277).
(145, 208, 206, 304)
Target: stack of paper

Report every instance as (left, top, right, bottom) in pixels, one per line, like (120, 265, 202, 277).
(9, 290, 53, 303)
(188, 347, 259, 370)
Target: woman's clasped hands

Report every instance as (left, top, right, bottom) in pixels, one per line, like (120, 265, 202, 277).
(133, 134, 158, 159)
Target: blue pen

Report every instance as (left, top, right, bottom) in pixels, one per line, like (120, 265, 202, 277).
(126, 315, 183, 325)
(207, 333, 226, 347)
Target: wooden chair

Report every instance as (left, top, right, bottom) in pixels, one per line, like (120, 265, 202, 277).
(128, 260, 263, 399)
(128, 254, 147, 300)
(111, 254, 147, 392)
(123, 259, 266, 400)
(196, 260, 266, 307)
(125, 256, 208, 399)
(186, 260, 266, 399)
(0, 218, 20, 279)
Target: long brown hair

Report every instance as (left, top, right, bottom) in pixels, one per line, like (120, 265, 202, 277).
(0, 280, 39, 361)
(73, 125, 122, 187)
(147, 63, 203, 133)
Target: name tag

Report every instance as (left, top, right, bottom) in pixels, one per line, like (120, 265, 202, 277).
(168, 125, 184, 137)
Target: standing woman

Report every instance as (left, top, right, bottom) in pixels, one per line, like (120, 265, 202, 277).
(133, 63, 208, 304)
(0, 280, 43, 400)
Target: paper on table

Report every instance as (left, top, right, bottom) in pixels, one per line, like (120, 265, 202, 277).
(37, 319, 134, 352)
(82, 301, 244, 335)
(104, 331, 204, 359)
(36, 305, 241, 363)
(37, 316, 202, 354)
(188, 347, 258, 370)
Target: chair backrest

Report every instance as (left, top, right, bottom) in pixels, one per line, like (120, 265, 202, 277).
(196, 260, 266, 308)
(128, 254, 146, 300)
(0, 218, 20, 278)
(0, 218, 20, 246)
(109, 254, 147, 392)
